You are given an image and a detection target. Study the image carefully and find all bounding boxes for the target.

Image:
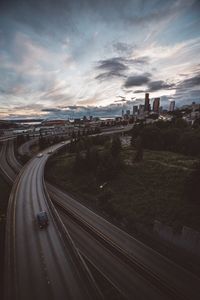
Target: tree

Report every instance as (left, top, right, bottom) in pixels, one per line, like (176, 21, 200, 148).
(111, 136, 121, 158)
(97, 151, 116, 181)
(86, 146, 99, 173)
(74, 151, 85, 171)
(193, 118, 200, 129)
(131, 123, 144, 145)
(155, 119, 172, 129)
(173, 117, 188, 129)
(141, 126, 163, 150)
(177, 131, 200, 155)
(163, 128, 180, 151)
(134, 136, 143, 162)
(185, 162, 200, 203)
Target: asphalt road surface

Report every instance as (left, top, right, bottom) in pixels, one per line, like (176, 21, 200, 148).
(4, 143, 98, 300)
(2, 135, 200, 299)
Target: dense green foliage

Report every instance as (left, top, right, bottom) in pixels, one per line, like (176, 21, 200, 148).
(185, 162, 200, 203)
(46, 147, 200, 231)
(73, 135, 123, 181)
(38, 134, 64, 149)
(134, 136, 143, 162)
(131, 119, 200, 156)
(16, 134, 30, 147)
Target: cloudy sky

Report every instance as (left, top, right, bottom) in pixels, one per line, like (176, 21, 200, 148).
(0, 0, 200, 119)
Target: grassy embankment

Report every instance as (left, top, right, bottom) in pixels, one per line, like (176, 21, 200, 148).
(46, 148, 200, 232)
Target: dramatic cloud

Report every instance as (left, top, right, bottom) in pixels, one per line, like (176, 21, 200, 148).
(95, 56, 149, 81)
(95, 72, 126, 81)
(177, 73, 200, 90)
(41, 108, 61, 112)
(0, 0, 200, 118)
(124, 73, 151, 88)
(96, 57, 128, 73)
(147, 80, 175, 92)
(112, 42, 133, 55)
(134, 90, 146, 94)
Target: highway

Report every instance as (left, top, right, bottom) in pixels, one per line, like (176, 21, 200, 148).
(2, 135, 200, 299)
(58, 209, 169, 299)
(49, 184, 200, 300)
(0, 141, 16, 183)
(1, 140, 171, 299)
(18, 137, 38, 157)
(6, 140, 22, 174)
(3, 142, 102, 300)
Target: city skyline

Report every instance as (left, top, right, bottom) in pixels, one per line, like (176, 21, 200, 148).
(0, 0, 200, 119)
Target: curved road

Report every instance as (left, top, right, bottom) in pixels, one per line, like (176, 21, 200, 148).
(6, 140, 22, 174)
(0, 141, 16, 183)
(18, 138, 38, 157)
(49, 184, 200, 300)
(4, 143, 100, 300)
(3, 135, 200, 299)
(1, 140, 170, 299)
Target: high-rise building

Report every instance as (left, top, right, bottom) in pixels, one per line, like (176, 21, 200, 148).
(126, 109, 130, 116)
(133, 105, 138, 115)
(144, 93, 150, 112)
(169, 101, 175, 111)
(139, 104, 144, 115)
(122, 109, 124, 117)
(153, 98, 160, 113)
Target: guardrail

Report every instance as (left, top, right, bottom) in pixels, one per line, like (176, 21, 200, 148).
(42, 175, 104, 300)
(53, 197, 187, 300)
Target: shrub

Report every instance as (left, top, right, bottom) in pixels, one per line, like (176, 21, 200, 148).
(185, 162, 200, 203)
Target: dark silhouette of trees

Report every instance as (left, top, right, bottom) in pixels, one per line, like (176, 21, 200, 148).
(193, 118, 200, 129)
(96, 150, 122, 181)
(86, 146, 99, 173)
(129, 119, 200, 156)
(131, 123, 144, 145)
(173, 117, 188, 129)
(177, 131, 200, 156)
(111, 136, 121, 158)
(16, 134, 26, 147)
(185, 161, 200, 203)
(163, 128, 180, 151)
(134, 136, 143, 162)
(72, 134, 123, 181)
(141, 126, 163, 150)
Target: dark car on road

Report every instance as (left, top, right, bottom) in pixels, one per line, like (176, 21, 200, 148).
(36, 211, 49, 229)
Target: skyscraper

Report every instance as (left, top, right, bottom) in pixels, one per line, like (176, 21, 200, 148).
(169, 101, 175, 111)
(144, 93, 150, 112)
(133, 105, 138, 115)
(153, 98, 160, 113)
(139, 104, 144, 115)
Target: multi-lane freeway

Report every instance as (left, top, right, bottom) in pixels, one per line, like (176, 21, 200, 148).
(1, 133, 200, 299)
(2, 141, 102, 300)
(0, 141, 16, 183)
(1, 141, 168, 299)
(18, 137, 38, 157)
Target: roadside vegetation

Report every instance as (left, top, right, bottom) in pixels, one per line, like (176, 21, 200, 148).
(38, 127, 101, 150)
(131, 117, 200, 156)
(45, 126, 200, 233)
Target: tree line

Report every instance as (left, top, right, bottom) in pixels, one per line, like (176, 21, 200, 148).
(70, 135, 123, 181)
(131, 119, 200, 156)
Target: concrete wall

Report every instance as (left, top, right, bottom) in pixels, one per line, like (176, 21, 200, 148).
(154, 220, 200, 257)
